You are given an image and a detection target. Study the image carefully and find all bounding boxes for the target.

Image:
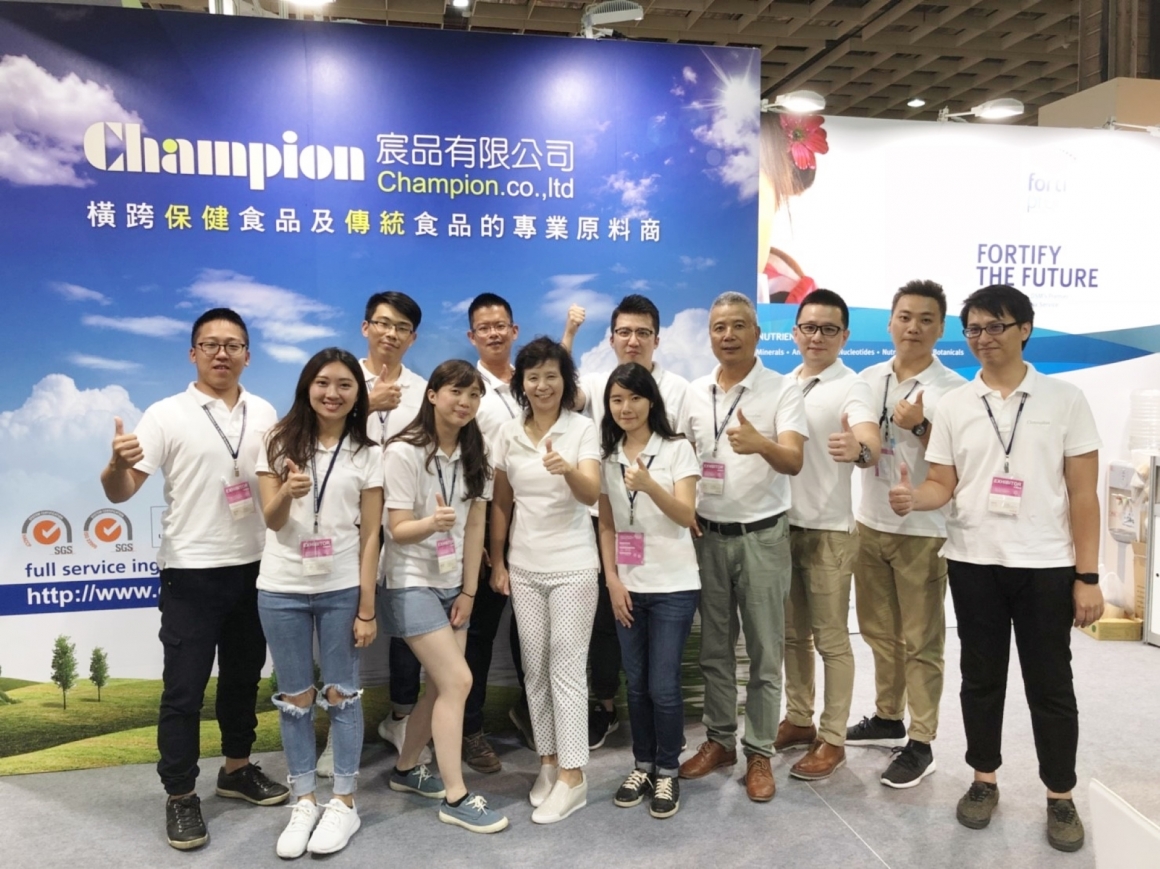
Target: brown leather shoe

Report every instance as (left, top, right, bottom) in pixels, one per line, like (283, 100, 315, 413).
(774, 719, 817, 752)
(789, 739, 846, 781)
(678, 740, 737, 779)
(745, 754, 775, 802)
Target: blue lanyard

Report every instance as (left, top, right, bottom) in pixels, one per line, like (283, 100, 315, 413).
(434, 455, 458, 505)
(879, 374, 918, 440)
(711, 385, 745, 457)
(310, 434, 345, 534)
(620, 453, 656, 526)
(202, 402, 247, 477)
(981, 393, 1028, 474)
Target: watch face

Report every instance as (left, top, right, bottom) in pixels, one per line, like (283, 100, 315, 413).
(912, 422, 928, 437)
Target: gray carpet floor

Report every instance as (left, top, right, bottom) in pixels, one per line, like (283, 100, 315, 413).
(3, 632, 1158, 869)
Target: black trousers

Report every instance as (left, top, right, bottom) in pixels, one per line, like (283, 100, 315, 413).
(388, 636, 422, 710)
(463, 554, 526, 735)
(589, 517, 622, 701)
(156, 561, 267, 796)
(947, 560, 1079, 793)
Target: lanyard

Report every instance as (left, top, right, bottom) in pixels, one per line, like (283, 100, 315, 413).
(981, 393, 1028, 474)
(497, 389, 517, 419)
(620, 453, 657, 525)
(434, 455, 458, 506)
(879, 375, 918, 438)
(310, 434, 345, 534)
(377, 411, 391, 446)
(711, 384, 746, 457)
(801, 377, 821, 397)
(202, 402, 247, 477)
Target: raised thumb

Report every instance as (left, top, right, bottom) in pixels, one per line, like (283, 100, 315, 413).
(899, 462, 911, 488)
(435, 494, 446, 508)
(636, 456, 647, 470)
(545, 437, 553, 453)
(914, 389, 925, 406)
(736, 407, 748, 426)
(114, 416, 124, 436)
(286, 459, 300, 476)
(841, 412, 851, 432)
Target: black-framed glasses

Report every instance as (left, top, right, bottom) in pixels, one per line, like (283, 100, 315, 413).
(962, 321, 1019, 339)
(796, 323, 842, 337)
(472, 322, 512, 336)
(613, 327, 655, 340)
(196, 341, 247, 357)
(367, 318, 414, 336)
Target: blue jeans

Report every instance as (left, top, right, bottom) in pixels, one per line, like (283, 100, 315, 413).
(258, 587, 363, 797)
(615, 590, 699, 775)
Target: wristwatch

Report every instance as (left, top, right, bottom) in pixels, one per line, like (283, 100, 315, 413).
(855, 442, 872, 465)
(911, 418, 930, 438)
(1076, 572, 1099, 585)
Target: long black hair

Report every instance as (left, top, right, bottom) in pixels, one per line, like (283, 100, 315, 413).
(388, 359, 492, 501)
(510, 336, 579, 416)
(266, 347, 373, 473)
(600, 362, 681, 459)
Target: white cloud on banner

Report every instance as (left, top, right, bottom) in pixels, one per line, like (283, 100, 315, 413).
(444, 297, 473, 315)
(264, 343, 310, 364)
(52, 282, 111, 305)
(680, 255, 717, 271)
(83, 314, 189, 338)
(69, 353, 140, 371)
(577, 308, 717, 383)
(604, 171, 659, 220)
(683, 67, 698, 84)
(0, 55, 141, 187)
(539, 275, 614, 325)
(0, 374, 140, 442)
(690, 57, 760, 200)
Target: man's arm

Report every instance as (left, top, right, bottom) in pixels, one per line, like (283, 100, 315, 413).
(1065, 450, 1103, 628)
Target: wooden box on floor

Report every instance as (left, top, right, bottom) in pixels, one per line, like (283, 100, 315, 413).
(1079, 617, 1144, 642)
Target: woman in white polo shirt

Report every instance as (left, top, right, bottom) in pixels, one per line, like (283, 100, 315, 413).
(380, 359, 508, 834)
(491, 336, 601, 824)
(597, 362, 700, 820)
(255, 348, 383, 859)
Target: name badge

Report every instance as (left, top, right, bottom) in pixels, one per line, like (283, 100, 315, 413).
(988, 475, 1024, 516)
(300, 537, 335, 576)
(875, 445, 895, 482)
(616, 531, 645, 566)
(224, 480, 255, 519)
(436, 536, 458, 575)
(701, 461, 725, 495)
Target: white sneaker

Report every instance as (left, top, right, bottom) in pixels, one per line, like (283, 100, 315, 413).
(276, 799, 321, 859)
(377, 714, 433, 765)
(316, 730, 334, 779)
(529, 763, 558, 808)
(306, 798, 361, 855)
(531, 774, 587, 824)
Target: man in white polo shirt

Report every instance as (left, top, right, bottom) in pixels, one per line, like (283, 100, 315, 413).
(848, 279, 965, 789)
(778, 290, 879, 782)
(889, 284, 1102, 852)
(562, 294, 690, 750)
(101, 307, 288, 851)
(676, 291, 807, 803)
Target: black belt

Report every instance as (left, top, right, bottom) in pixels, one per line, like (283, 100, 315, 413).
(697, 512, 783, 537)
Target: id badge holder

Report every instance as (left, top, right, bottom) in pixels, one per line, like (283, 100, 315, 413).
(875, 441, 896, 482)
(300, 536, 335, 576)
(616, 531, 645, 566)
(701, 461, 725, 495)
(224, 479, 255, 519)
(436, 536, 458, 575)
(988, 475, 1024, 516)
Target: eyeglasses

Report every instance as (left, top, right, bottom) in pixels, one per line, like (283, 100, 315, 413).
(472, 322, 512, 336)
(796, 323, 842, 337)
(367, 319, 414, 336)
(196, 341, 247, 357)
(962, 321, 1019, 339)
(613, 327, 655, 340)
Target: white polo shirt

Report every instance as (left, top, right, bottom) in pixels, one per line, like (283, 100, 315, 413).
(856, 356, 966, 538)
(382, 441, 492, 589)
(360, 359, 427, 446)
(475, 362, 519, 451)
(926, 364, 1100, 568)
(788, 361, 877, 532)
(133, 383, 277, 570)
(600, 433, 701, 593)
(493, 409, 600, 574)
(680, 358, 809, 523)
(256, 439, 383, 595)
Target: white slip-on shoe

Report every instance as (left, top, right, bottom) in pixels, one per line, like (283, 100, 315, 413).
(528, 763, 558, 808)
(377, 714, 433, 765)
(531, 774, 587, 824)
(276, 799, 321, 859)
(306, 799, 361, 855)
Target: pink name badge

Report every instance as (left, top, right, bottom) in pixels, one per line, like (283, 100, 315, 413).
(988, 475, 1024, 516)
(616, 531, 645, 566)
(701, 461, 725, 495)
(224, 480, 255, 519)
(300, 537, 334, 576)
(875, 446, 895, 481)
(436, 536, 458, 575)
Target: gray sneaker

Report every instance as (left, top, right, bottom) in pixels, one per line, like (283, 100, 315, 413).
(956, 782, 1000, 829)
(438, 793, 510, 834)
(1046, 798, 1085, 852)
(389, 764, 446, 799)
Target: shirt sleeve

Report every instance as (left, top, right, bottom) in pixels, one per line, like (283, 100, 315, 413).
(491, 424, 511, 473)
(131, 403, 166, 476)
(580, 372, 605, 420)
(924, 405, 955, 467)
(842, 378, 878, 429)
(384, 443, 420, 510)
(671, 437, 702, 482)
(775, 379, 811, 439)
(1063, 388, 1102, 457)
(360, 444, 384, 491)
(600, 458, 612, 496)
(254, 430, 275, 475)
(576, 415, 601, 463)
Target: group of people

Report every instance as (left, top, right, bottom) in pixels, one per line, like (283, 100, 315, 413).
(101, 278, 1104, 857)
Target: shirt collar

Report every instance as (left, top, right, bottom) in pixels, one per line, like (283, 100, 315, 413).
(360, 359, 411, 386)
(613, 431, 664, 466)
(971, 362, 1038, 397)
(791, 360, 846, 384)
(186, 382, 247, 410)
(435, 443, 463, 464)
(711, 356, 764, 393)
(476, 361, 514, 393)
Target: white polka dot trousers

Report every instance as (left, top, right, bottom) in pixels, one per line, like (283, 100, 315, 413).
(509, 566, 599, 770)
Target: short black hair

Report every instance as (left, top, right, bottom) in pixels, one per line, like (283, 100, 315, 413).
(468, 293, 513, 329)
(192, 308, 248, 347)
(891, 279, 947, 321)
(961, 284, 1035, 348)
(610, 294, 660, 334)
(511, 336, 579, 414)
(796, 288, 849, 329)
(364, 291, 422, 330)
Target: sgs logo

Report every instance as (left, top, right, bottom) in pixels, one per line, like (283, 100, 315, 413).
(84, 509, 134, 552)
(21, 511, 74, 554)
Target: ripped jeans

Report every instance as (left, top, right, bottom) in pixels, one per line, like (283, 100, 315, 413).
(258, 587, 363, 797)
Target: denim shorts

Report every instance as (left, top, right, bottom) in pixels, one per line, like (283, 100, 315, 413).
(381, 585, 468, 637)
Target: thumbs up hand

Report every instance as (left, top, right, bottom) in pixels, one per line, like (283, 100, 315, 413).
(888, 462, 915, 516)
(827, 411, 862, 463)
(110, 416, 144, 470)
(542, 437, 572, 476)
(284, 459, 312, 499)
(893, 388, 925, 431)
(431, 493, 457, 532)
(623, 455, 654, 494)
(725, 407, 765, 455)
(368, 364, 403, 413)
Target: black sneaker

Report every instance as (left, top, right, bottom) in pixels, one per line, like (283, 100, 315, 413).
(614, 768, 654, 807)
(956, 781, 1000, 829)
(166, 794, 208, 850)
(845, 714, 907, 748)
(880, 740, 936, 789)
(215, 763, 290, 806)
(1046, 798, 1085, 852)
(650, 775, 680, 819)
(588, 704, 619, 750)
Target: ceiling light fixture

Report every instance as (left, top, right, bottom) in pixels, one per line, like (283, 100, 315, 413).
(906, 97, 926, 108)
(937, 98, 1024, 123)
(762, 90, 826, 115)
(580, 0, 643, 39)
